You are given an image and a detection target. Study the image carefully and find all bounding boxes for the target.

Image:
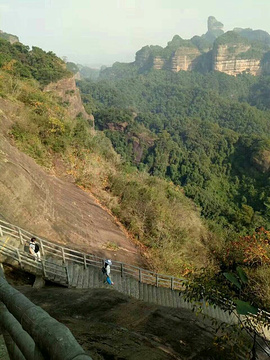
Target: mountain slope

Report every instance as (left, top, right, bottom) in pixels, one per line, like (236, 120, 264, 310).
(0, 38, 211, 275)
(0, 97, 142, 265)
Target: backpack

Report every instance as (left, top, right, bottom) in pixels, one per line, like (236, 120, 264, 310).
(34, 243, 39, 253)
(102, 266, 106, 274)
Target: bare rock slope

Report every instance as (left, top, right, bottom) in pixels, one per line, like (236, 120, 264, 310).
(0, 98, 143, 266)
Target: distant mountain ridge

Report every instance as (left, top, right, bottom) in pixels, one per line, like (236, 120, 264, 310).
(101, 16, 270, 78)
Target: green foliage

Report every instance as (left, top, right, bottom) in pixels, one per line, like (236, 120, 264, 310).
(214, 31, 250, 46)
(236, 266, 248, 284)
(78, 70, 270, 232)
(66, 62, 79, 74)
(234, 300, 258, 315)
(223, 272, 242, 290)
(0, 38, 71, 85)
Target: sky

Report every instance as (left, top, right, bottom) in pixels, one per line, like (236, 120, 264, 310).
(0, 0, 269, 67)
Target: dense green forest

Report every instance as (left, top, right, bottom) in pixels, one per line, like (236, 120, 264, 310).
(78, 70, 270, 235)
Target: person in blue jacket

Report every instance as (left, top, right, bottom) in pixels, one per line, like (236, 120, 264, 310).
(102, 259, 114, 285)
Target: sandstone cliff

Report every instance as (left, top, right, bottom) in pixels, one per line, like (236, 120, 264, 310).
(153, 56, 165, 70)
(213, 44, 261, 76)
(104, 17, 270, 78)
(171, 47, 201, 72)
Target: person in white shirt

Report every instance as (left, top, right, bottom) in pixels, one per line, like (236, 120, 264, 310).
(29, 237, 41, 261)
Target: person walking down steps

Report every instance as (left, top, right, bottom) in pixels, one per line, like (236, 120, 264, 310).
(102, 259, 114, 285)
(29, 237, 41, 261)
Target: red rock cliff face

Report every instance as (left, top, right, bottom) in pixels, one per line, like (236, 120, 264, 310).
(44, 76, 94, 123)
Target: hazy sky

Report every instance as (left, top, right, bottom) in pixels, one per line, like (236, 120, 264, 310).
(0, 0, 269, 67)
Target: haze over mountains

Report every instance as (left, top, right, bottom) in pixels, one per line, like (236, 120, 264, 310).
(100, 16, 270, 78)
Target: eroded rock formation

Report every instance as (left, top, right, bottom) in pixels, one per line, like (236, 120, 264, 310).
(171, 47, 201, 72)
(114, 17, 270, 77)
(44, 76, 94, 123)
(213, 44, 261, 76)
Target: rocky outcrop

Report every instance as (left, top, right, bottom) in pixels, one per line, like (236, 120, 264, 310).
(203, 16, 224, 44)
(102, 17, 270, 78)
(153, 56, 165, 70)
(171, 47, 201, 72)
(44, 76, 94, 124)
(135, 46, 152, 67)
(213, 44, 261, 76)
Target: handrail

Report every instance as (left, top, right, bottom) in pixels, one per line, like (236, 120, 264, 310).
(0, 265, 92, 360)
(0, 237, 68, 285)
(0, 219, 186, 290)
(0, 219, 270, 326)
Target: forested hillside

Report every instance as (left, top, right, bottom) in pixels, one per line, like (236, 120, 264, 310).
(78, 69, 270, 308)
(78, 70, 270, 233)
(1, 36, 270, 310)
(0, 39, 71, 85)
(0, 37, 211, 279)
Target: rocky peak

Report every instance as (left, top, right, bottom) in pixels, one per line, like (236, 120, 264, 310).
(208, 16, 224, 32)
(44, 76, 94, 124)
(203, 16, 224, 44)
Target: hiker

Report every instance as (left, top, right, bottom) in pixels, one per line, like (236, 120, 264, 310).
(29, 237, 41, 261)
(102, 259, 114, 285)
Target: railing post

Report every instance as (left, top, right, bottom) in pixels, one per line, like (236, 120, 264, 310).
(171, 276, 174, 290)
(17, 228, 23, 245)
(65, 265, 70, 286)
(156, 274, 159, 287)
(83, 254, 87, 269)
(16, 249, 22, 268)
(41, 260, 46, 278)
(139, 269, 142, 283)
(0, 225, 3, 237)
(39, 239, 45, 257)
(61, 248, 66, 264)
(121, 263, 124, 277)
